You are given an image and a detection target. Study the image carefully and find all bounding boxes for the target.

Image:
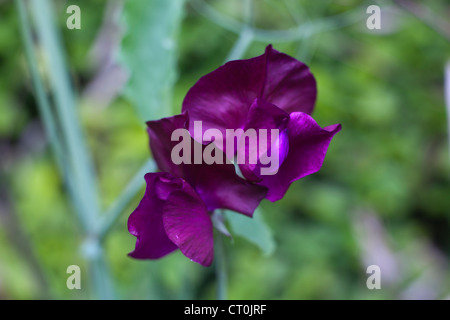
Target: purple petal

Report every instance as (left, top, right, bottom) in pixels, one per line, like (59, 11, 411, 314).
(257, 112, 341, 202)
(183, 156, 267, 217)
(261, 45, 317, 115)
(128, 172, 180, 259)
(163, 182, 214, 267)
(238, 98, 290, 182)
(182, 52, 266, 142)
(182, 45, 316, 145)
(147, 113, 267, 217)
(146, 113, 188, 178)
(244, 98, 290, 131)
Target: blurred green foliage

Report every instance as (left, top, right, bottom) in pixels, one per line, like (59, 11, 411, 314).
(0, 0, 449, 300)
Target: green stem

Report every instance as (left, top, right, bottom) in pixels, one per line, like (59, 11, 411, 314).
(29, 0, 100, 230)
(16, 0, 62, 172)
(83, 236, 115, 299)
(215, 230, 227, 300)
(15, 0, 88, 227)
(23, 0, 114, 299)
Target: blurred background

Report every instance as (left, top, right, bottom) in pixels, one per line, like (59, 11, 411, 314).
(0, 0, 449, 299)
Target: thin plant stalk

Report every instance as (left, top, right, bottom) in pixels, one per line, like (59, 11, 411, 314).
(215, 228, 227, 300)
(29, 0, 100, 230)
(19, 0, 114, 299)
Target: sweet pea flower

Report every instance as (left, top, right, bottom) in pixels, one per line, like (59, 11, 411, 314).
(128, 113, 267, 266)
(128, 172, 214, 266)
(128, 45, 341, 266)
(146, 112, 267, 216)
(182, 45, 341, 201)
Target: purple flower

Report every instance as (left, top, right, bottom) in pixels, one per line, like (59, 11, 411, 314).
(128, 45, 341, 266)
(128, 172, 214, 266)
(146, 112, 267, 216)
(128, 113, 267, 266)
(182, 45, 341, 201)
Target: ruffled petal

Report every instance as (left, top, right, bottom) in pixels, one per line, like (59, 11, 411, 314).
(147, 112, 267, 216)
(256, 112, 341, 202)
(127, 172, 180, 259)
(146, 113, 188, 178)
(163, 182, 214, 267)
(183, 155, 267, 217)
(182, 45, 316, 146)
(261, 45, 316, 115)
(238, 98, 290, 182)
(182, 52, 266, 142)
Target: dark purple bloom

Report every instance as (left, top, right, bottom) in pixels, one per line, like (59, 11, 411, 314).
(146, 112, 267, 216)
(238, 98, 341, 201)
(182, 45, 341, 201)
(128, 113, 267, 266)
(128, 45, 341, 266)
(128, 172, 214, 266)
(183, 45, 316, 134)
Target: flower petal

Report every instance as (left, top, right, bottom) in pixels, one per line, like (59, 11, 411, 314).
(261, 45, 317, 115)
(146, 113, 188, 178)
(182, 52, 266, 141)
(147, 113, 268, 217)
(163, 182, 214, 267)
(257, 112, 341, 201)
(127, 172, 180, 259)
(182, 45, 316, 145)
(238, 98, 290, 182)
(183, 156, 267, 217)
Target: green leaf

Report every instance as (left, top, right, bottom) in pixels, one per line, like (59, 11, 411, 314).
(120, 0, 185, 121)
(225, 209, 276, 256)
